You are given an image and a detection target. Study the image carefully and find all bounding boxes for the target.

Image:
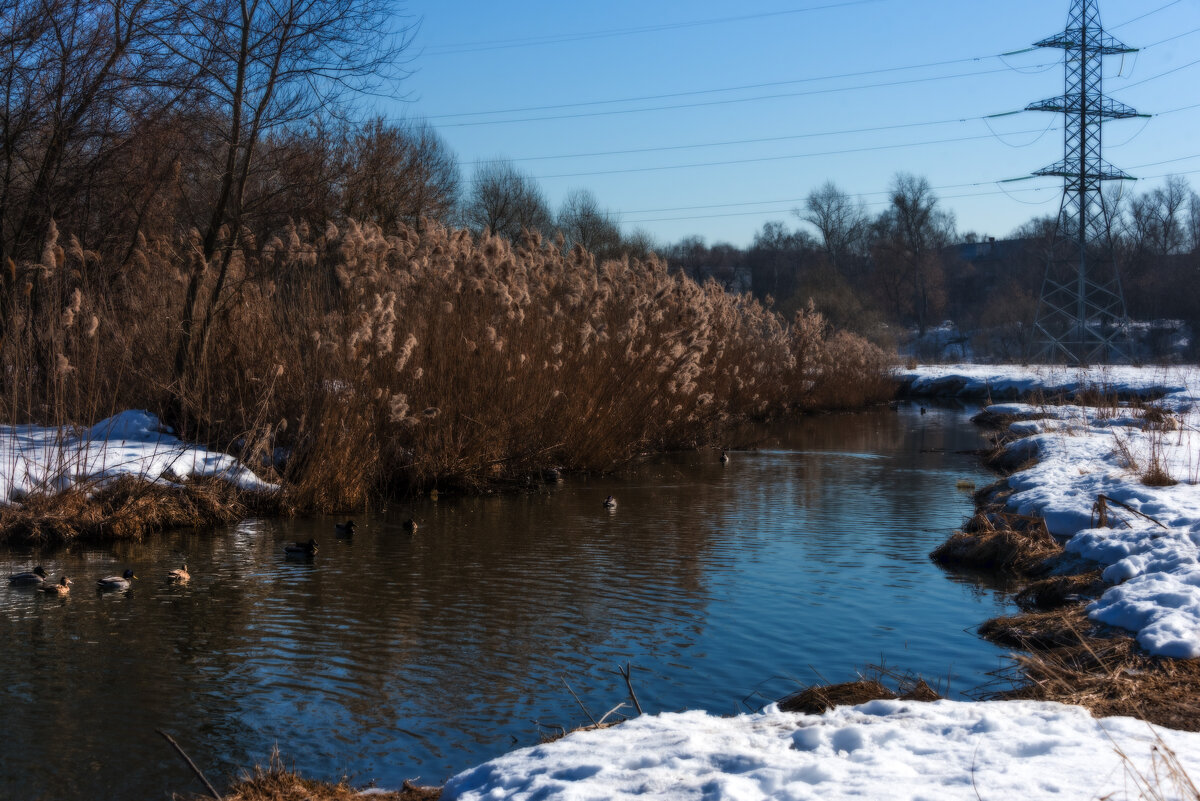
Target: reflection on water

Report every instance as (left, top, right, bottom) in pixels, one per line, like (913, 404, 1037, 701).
(1, 404, 1011, 799)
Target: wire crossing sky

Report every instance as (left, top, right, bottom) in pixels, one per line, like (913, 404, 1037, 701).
(388, 0, 1200, 246)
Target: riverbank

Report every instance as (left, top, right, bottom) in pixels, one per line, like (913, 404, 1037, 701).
(404, 364, 1200, 800)
(909, 364, 1200, 729)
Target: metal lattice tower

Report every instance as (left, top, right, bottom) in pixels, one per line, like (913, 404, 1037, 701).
(1028, 0, 1143, 364)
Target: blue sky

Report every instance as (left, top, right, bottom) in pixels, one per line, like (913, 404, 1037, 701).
(380, 0, 1200, 248)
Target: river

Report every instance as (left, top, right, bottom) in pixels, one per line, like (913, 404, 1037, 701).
(0, 404, 1014, 799)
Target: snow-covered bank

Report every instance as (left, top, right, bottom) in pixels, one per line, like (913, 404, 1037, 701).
(912, 364, 1200, 659)
(445, 700, 1200, 800)
(0, 410, 276, 503)
(898, 363, 1193, 401)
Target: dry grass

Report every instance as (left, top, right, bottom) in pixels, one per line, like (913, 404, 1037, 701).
(778, 672, 941, 715)
(982, 608, 1200, 732)
(1013, 570, 1106, 611)
(206, 755, 440, 801)
(0, 476, 278, 546)
(930, 510, 1061, 575)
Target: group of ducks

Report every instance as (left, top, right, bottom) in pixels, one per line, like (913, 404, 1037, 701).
(281, 518, 418, 559)
(6, 565, 188, 596)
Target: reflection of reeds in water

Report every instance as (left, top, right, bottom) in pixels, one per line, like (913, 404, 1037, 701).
(1, 221, 896, 514)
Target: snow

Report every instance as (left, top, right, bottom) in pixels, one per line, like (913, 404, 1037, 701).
(445, 701, 1200, 800)
(898, 363, 1193, 401)
(905, 365, 1200, 658)
(0, 410, 276, 502)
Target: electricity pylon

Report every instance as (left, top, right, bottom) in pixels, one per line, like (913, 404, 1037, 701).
(1028, 0, 1145, 364)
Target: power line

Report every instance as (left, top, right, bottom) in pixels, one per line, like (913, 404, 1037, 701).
(462, 115, 999, 166)
(424, 55, 1012, 122)
(524, 128, 1058, 181)
(420, 0, 883, 56)
(1110, 0, 1184, 29)
(435, 64, 1056, 129)
(416, 20, 1200, 129)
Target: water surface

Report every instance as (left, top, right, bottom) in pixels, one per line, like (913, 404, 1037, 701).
(0, 405, 1013, 799)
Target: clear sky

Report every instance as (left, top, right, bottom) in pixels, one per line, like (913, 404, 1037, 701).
(379, 0, 1200, 248)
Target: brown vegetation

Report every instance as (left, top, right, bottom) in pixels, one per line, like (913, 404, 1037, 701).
(1, 219, 895, 535)
(779, 674, 940, 715)
(930, 510, 1061, 575)
(982, 607, 1200, 733)
(204, 756, 440, 801)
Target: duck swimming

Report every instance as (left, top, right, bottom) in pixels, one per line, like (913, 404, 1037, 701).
(402, 518, 418, 533)
(603, 495, 617, 509)
(285, 539, 319, 557)
(334, 520, 357, 536)
(719, 450, 730, 464)
(97, 569, 136, 590)
(39, 576, 72, 595)
(8, 566, 48, 586)
(167, 564, 190, 583)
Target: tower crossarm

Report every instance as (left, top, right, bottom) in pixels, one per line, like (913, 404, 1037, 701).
(1034, 30, 1135, 53)
(1025, 95, 1144, 119)
(1032, 160, 1133, 181)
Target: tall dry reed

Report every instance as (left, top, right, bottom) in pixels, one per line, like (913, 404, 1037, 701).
(1, 220, 895, 512)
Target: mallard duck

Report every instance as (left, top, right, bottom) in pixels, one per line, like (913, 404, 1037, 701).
(8, 565, 48, 586)
(97, 569, 136, 590)
(402, 518, 418, 533)
(334, 520, 357, 537)
(284, 539, 318, 557)
(39, 576, 72, 595)
(603, 495, 617, 509)
(167, 564, 190, 583)
(719, 450, 730, 464)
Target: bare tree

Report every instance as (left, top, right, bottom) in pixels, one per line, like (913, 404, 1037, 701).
(797, 181, 868, 269)
(556, 188, 620, 258)
(870, 173, 955, 336)
(170, 0, 412, 393)
(462, 159, 552, 241)
(0, 0, 189, 263)
(342, 117, 460, 232)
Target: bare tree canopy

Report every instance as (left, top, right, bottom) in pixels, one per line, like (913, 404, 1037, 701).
(342, 117, 460, 231)
(462, 159, 552, 241)
(798, 181, 868, 267)
(556, 188, 621, 258)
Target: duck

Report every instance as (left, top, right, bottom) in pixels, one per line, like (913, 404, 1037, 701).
(8, 565, 48, 586)
(284, 538, 319, 557)
(167, 564, 190, 583)
(719, 450, 730, 464)
(39, 576, 72, 595)
(334, 520, 357, 537)
(603, 495, 617, 509)
(402, 518, 418, 533)
(97, 569, 136, 590)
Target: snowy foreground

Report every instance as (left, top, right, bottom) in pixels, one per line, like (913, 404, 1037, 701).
(0, 410, 275, 502)
(440, 364, 1200, 800)
(445, 701, 1200, 801)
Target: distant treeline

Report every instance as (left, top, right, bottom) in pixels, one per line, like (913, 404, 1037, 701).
(660, 176, 1200, 362)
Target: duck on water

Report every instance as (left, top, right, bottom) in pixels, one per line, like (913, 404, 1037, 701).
(8, 566, 48, 586)
(285, 539, 319, 557)
(97, 569, 136, 590)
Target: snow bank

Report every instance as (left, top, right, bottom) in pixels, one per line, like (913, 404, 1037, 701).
(899, 363, 1192, 401)
(0, 410, 276, 502)
(908, 365, 1200, 658)
(445, 700, 1200, 800)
